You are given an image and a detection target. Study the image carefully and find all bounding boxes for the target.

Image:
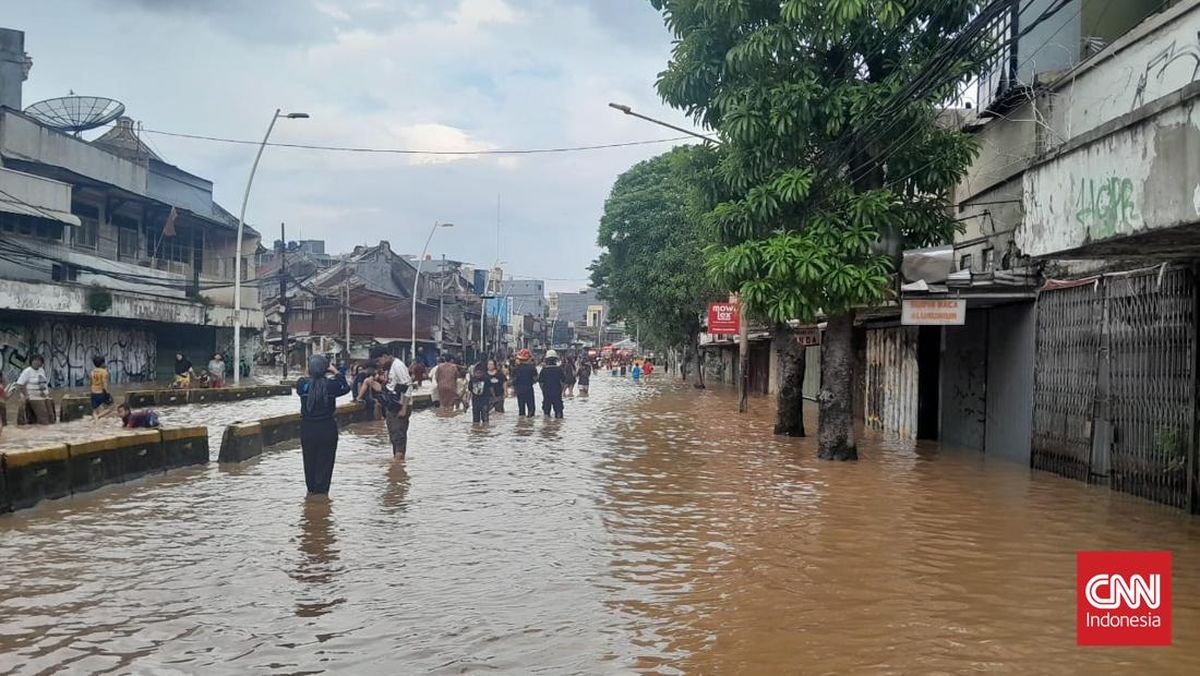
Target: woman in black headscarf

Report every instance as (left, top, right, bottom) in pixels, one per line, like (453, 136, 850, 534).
(296, 355, 351, 496)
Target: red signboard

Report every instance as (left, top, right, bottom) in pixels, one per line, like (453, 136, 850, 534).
(707, 302, 740, 335)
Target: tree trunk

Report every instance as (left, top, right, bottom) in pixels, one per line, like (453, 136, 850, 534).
(819, 313, 857, 460)
(737, 301, 749, 412)
(693, 333, 706, 389)
(773, 327, 806, 437)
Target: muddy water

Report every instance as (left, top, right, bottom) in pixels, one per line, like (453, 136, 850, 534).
(2, 379, 1199, 673)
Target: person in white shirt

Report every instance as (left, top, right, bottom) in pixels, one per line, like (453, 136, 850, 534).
(16, 354, 54, 425)
(371, 346, 412, 457)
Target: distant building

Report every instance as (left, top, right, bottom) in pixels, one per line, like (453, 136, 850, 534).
(499, 279, 545, 317)
(549, 288, 607, 325)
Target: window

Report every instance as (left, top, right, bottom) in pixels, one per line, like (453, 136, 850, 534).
(112, 214, 140, 259)
(72, 203, 100, 249)
(982, 247, 994, 272)
(0, 212, 63, 241)
(51, 263, 79, 282)
(959, 254, 973, 272)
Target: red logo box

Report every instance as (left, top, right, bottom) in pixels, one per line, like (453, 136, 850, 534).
(1077, 551, 1172, 646)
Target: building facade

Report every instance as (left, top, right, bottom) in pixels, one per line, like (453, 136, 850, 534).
(0, 28, 262, 388)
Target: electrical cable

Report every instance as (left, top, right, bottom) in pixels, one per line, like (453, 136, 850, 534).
(133, 128, 697, 155)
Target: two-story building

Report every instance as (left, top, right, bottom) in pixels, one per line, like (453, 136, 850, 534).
(0, 27, 262, 388)
(893, 0, 1200, 511)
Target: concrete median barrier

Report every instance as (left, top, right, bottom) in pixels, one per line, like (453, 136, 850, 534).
(2, 445, 71, 511)
(218, 422, 264, 463)
(59, 395, 92, 423)
(125, 390, 158, 408)
(260, 412, 302, 447)
(335, 401, 368, 427)
(66, 437, 126, 493)
(113, 431, 167, 481)
(161, 427, 210, 468)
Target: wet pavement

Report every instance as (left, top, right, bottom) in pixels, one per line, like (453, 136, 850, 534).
(2, 378, 1199, 673)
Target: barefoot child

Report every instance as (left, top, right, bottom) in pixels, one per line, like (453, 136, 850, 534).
(90, 356, 115, 420)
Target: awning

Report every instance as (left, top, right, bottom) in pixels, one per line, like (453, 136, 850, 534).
(0, 168, 81, 226)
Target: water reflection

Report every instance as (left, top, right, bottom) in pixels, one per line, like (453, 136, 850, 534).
(381, 460, 410, 514)
(2, 381, 1199, 673)
(291, 498, 344, 619)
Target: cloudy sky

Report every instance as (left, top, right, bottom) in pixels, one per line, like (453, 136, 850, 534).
(7, 0, 701, 292)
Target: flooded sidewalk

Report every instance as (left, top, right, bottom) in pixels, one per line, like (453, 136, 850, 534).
(1, 379, 1198, 673)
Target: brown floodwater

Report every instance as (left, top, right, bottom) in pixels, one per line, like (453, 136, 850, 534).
(2, 378, 1199, 673)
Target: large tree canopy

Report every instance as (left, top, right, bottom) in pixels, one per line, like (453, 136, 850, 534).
(650, 0, 992, 457)
(590, 145, 717, 355)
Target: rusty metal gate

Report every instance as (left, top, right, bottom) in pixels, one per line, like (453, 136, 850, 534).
(1033, 266, 1198, 511)
(865, 327, 919, 439)
(1032, 280, 1101, 482)
(1106, 267, 1196, 510)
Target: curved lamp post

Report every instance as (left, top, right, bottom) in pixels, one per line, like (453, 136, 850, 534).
(233, 109, 308, 384)
(411, 222, 454, 362)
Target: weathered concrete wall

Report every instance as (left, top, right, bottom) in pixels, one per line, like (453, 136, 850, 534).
(1, 110, 145, 195)
(1046, 0, 1200, 144)
(984, 302, 1036, 464)
(940, 311, 989, 452)
(0, 313, 156, 387)
(1021, 95, 1200, 257)
(0, 278, 205, 322)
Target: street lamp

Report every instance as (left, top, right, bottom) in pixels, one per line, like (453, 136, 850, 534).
(233, 108, 309, 384)
(412, 222, 455, 362)
(607, 102, 719, 145)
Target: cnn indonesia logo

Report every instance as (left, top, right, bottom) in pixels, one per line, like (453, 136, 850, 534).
(1077, 551, 1172, 646)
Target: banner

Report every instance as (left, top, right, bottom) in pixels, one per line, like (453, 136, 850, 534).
(901, 298, 966, 325)
(707, 302, 739, 335)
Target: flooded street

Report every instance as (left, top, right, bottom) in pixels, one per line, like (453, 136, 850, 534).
(2, 378, 1199, 673)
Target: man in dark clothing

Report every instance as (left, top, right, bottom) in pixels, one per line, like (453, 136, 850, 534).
(538, 350, 566, 419)
(511, 348, 539, 417)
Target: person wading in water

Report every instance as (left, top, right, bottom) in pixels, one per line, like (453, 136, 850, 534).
(370, 346, 412, 457)
(487, 359, 507, 413)
(576, 358, 592, 396)
(433, 355, 459, 411)
(297, 355, 351, 496)
(512, 349, 538, 417)
(538, 349, 566, 419)
(469, 363, 491, 424)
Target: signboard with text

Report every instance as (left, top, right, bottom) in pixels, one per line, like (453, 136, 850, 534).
(795, 327, 821, 347)
(902, 299, 966, 325)
(707, 302, 740, 335)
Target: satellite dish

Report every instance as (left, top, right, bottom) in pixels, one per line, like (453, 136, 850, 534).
(23, 96, 126, 134)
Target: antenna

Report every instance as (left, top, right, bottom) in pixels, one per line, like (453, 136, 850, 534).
(495, 193, 501, 267)
(24, 95, 126, 135)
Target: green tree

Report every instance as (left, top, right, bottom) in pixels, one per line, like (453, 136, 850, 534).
(651, 0, 987, 458)
(591, 145, 718, 384)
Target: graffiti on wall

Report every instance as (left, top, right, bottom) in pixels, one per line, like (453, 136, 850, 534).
(1132, 34, 1200, 111)
(1074, 176, 1140, 239)
(0, 319, 156, 388)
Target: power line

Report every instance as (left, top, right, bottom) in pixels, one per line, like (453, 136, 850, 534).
(135, 128, 697, 156)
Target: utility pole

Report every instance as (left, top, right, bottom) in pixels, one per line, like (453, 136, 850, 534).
(438, 253, 446, 353)
(343, 282, 351, 365)
(279, 222, 289, 379)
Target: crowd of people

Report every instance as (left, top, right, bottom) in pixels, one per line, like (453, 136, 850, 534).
(293, 347, 622, 496)
(0, 353, 165, 439)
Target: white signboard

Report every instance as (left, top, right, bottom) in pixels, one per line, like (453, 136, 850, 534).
(902, 299, 966, 326)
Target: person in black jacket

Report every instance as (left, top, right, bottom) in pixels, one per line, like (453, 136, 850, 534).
(469, 363, 491, 424)
(296, 355, 351, 496)
(511, 349, 538, 417)
(538, 350, 566, 419)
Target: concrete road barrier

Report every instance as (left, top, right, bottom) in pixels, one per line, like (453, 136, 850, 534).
(2, 445, 71, 511)
(161, 427, 209, 468)
(59, 395, 92, 423)
(66, 437, 127, 494)
(260, 412, 302, 448)
(2, 428, 211, 513)
(113, 431, 167, 481)
(218, 422, 264, 464)
(125, 390, 158, 408)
